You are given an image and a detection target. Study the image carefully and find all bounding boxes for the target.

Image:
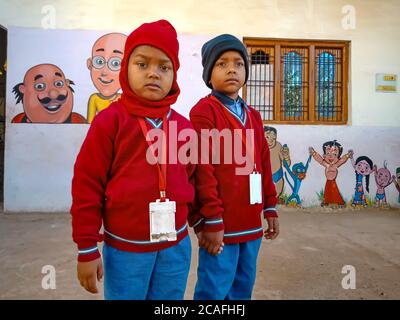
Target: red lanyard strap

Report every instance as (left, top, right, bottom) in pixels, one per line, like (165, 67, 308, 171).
(138, 115, 168, 201)
(210, 95, 257, 171)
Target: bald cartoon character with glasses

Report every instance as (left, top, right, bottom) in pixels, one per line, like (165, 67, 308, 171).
(87, 33, 127, 123)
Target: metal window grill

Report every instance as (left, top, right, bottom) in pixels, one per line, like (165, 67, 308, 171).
(280, 47, 309, 121)
(246, 47, 275, 120)
(315, 48, 343, 122)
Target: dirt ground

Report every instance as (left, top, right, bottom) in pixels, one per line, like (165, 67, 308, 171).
(0, 207, 399, 300)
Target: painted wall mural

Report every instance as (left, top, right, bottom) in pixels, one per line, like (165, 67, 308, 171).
(9, 32, 126, 124)
(373, 161, 395, 207)
(283, 154, 312, 206)
(395, 168, 400, 203)
(86, 33, 127, 123)
(12, 63, 86, 124)
(350, 155, 374, 207)
(262, 129, 400, 209)
(309, 140, 352, 208)
(264, 126, 291, 201)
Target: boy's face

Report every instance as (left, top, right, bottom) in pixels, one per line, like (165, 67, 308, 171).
(127, 45, 174, 101)
(209, 50, 246, 99)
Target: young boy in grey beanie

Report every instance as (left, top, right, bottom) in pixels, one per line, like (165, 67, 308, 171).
(188, 34, 279, 300)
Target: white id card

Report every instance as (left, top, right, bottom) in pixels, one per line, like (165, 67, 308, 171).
(249, 172, 262, 204)
(149, 199, 177, 242)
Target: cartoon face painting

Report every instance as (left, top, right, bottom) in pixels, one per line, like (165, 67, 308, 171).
(87, 33, 126, 98)
(86, 33, 127, 123)
(264, 129, 277, 148)
(375, 166, 392, 187)
(293, 163, 307, 180)
(355, 159, 373, 176)
(12, 64, 86, 123)
(309, 140, 351, 208)
(324, 145, 340, 164)
(264, 126, 291, 201)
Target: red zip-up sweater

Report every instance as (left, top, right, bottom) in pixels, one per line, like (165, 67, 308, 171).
(189, 95, 278, 244)
(71, 101, 195, 262)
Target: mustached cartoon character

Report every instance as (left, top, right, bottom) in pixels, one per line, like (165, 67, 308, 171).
(12, 63, 86, 123)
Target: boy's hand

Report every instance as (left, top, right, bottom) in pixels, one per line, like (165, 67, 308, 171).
(77, 258, 103, 294)
(198, 230, 224, 256)
(264, 217, 279, 240)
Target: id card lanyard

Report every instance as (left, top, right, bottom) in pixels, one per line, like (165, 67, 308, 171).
(138, 115, 168, 201)
(138, 115, 177, 242)
(210, 95, 263, 205)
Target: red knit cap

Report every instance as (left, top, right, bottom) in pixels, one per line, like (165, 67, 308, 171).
(119, 19, 180, 118)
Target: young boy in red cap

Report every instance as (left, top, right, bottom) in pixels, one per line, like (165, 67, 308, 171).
(71, 20, 195, 300)
(189, 34, 279, 300)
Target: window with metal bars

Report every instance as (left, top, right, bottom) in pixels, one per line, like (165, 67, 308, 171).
(243, 38, 349, 124)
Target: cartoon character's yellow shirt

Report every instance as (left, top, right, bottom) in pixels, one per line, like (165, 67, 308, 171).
(87, 93, 120, 123)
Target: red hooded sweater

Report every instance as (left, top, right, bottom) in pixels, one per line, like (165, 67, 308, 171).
(71, 20, 195, 262)
(188, 95, 278, 244)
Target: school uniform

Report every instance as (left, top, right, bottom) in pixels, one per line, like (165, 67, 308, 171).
(189, 91, 278, 300)
(71, 19, 194, 300)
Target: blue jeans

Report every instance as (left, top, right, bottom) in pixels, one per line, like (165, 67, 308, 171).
(194, 237, 262, 300)
(103, 235, 191, 300)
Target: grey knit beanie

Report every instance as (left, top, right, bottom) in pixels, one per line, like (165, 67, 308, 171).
(201, 34, 249, 89)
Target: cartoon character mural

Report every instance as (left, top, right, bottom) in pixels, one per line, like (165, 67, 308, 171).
(309, 140, 353, 207)
(350, 155, 374, 207)
(394, 167, 400, 203)
(87, 33, 127, 123)
(373, 161, 395, 207)
(12, 64, 86, 123)
(283, 154, 312, 206)
(264, 126, 291, 200)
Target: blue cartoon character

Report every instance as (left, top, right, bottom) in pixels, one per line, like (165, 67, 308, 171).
(350, 155, 374, 207)
(283, 154, 312, 206)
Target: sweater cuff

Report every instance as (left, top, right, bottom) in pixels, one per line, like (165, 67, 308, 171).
(203, 218, 224, 232)
(77, 242, 101, 262)
(263, 207, 278, 218)
(191, 217, 205, 234)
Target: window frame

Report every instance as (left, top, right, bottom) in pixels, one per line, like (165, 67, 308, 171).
(243, 37, 350, 125)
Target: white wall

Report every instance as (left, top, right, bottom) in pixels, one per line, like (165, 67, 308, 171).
(4, 125, 87, 211)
